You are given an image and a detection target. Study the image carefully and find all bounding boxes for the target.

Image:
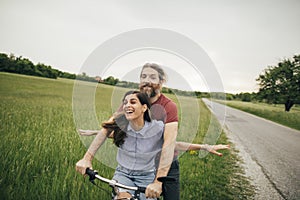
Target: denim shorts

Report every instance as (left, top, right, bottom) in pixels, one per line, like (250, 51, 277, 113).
(112, 166, 157, 200)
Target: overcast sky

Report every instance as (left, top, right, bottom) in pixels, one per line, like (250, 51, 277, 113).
(1, 0, 299, 93)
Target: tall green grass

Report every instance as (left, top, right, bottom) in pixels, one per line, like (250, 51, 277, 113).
(178, 99, 254, 199)
(216, 100, 300, 131)
(0, 72, 254, 199)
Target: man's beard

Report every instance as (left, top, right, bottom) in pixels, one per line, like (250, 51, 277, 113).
(139, 83, 160, 98)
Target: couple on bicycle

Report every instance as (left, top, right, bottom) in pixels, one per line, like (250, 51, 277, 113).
(76, 63, 229, 200)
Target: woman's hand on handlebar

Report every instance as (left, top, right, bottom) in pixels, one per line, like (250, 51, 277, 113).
(75, 158, 92, 175)
(145, 182, 162, 198)
(76, 151, 94, 175)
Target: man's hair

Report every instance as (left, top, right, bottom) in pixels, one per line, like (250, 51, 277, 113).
(141, 63, 167, 82)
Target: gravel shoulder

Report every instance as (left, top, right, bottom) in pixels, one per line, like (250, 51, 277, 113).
(224, 126, 284, 200)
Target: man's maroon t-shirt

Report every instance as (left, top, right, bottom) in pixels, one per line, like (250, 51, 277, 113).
(151, 94, 178, 123)
(152, 94, 179, 157)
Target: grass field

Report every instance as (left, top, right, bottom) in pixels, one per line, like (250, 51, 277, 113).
(0, 72, 254, 199)
(215, 100, 300, 131)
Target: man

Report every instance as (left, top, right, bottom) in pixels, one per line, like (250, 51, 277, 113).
(138, 63, 179, 199)
(76, 63, 229, 199)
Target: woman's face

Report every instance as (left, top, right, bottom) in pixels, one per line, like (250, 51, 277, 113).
(123, 94, 147, 121)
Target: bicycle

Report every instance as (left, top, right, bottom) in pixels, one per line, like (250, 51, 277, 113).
(85, 168, 174, 200)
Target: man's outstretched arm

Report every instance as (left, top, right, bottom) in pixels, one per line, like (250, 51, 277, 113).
(175, 141, 230, 157)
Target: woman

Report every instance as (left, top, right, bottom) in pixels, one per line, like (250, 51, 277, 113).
(102, 90, 164, 200)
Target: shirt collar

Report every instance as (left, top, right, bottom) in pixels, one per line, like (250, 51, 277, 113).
(127, 121, 150, 136)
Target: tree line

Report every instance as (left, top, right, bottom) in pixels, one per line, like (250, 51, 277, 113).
(1, 52, 299, 111)
(0, 52, 209, 97)
(0, 53, 76, 79)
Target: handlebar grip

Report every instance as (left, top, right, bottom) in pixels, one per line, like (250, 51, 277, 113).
(157, 176, 176, 183)
(138, 186, 146, 193)
(85, 168, 97, 181)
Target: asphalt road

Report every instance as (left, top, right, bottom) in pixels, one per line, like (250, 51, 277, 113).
(203, 99, 300, 200)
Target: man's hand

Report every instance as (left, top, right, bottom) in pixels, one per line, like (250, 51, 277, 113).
(145, 182, 162, 198)
(205, 144, 230, 157)
(78, 129, 99, 136)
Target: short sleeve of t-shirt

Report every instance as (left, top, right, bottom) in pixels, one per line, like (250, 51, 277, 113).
(151, 94, 178, 123)
(164, 100, 178, 123)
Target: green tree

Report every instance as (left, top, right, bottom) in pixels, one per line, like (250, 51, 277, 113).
(59, 71, 76, 79)
(76, 72, 97, 82)
(256, 55, 300, 111)
(16, 57, 35, 75)
(103, 76, 119, 85)
(0, 53, 10, 71)
(235, 92, 252, 102)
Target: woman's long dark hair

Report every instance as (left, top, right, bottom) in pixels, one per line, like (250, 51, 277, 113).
(102, 90, 152, 147)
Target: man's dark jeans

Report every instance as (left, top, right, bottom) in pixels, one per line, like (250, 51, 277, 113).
(162, 159, 180, 200)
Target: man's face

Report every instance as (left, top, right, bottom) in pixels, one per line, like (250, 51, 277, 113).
(139, 67, 161, 98)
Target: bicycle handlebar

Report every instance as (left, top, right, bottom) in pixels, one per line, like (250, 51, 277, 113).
(85, 168, 146, 193)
